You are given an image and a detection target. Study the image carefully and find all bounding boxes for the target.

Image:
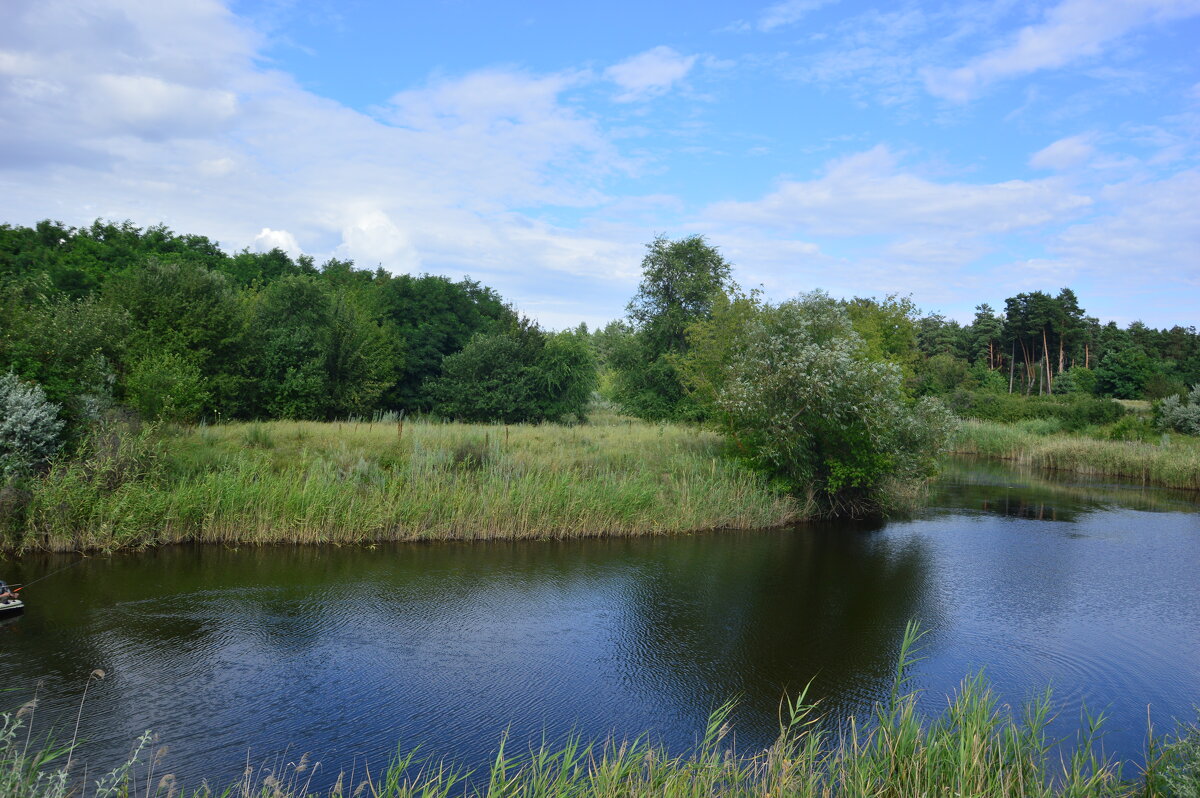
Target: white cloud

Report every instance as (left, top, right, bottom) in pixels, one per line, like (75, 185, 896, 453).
(1054, 169, 1200, 279)
(1029, 133, 1097, 170)
(604, 46, 697, 102)
(253, 227, 300, 259)
(334, 210, 420, 272)
(0, 0, 647, 326)
(924, 0, 1200, 101)
(705, 145, 1091, 235)
(754, 0, 839, 32)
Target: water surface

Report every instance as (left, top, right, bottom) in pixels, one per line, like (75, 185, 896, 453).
(1, 459, 1197, 788)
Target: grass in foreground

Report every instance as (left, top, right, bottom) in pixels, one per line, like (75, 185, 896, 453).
(950, 419, 1200, 490)
(7, 413, 805, 552)
(4, 624, 1199, 797)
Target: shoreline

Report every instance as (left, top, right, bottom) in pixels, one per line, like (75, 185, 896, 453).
(949, 419, 1200, 491)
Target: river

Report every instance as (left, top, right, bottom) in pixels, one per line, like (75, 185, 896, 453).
(1, 458, 1197, 790)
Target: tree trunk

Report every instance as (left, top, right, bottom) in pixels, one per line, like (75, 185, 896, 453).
(1043, 328, 1053, 394)
(1008, 341, 1016, 393)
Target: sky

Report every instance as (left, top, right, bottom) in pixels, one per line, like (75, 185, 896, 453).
(1, 0, 1198, 329)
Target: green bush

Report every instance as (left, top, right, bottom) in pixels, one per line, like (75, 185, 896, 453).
(124, 351, 210, 423)
(948, 390, 1125, 431)
(430, 323, 596, 424)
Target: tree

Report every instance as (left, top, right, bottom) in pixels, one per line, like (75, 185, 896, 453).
(430, 321, 596, 423)
(682, 292, 953, 516)
(613, 235, 733, 421)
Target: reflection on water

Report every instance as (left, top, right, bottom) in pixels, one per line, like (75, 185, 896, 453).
(0, 458, 1197, 791)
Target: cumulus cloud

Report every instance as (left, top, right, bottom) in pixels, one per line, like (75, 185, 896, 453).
(1029, 133, 1098, 170)
(0, 0, 646, 324)
(253, 227, 300, 259)
(604, 46, 697, 102)
(923, 0, 1200, 101)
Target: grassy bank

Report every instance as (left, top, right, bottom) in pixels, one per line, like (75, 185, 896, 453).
(5, 625, 1199, 797)
(950, 419, 1200, 490)
(5, 413, 804, 552)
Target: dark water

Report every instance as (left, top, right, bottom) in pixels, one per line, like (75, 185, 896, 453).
(1, 459, 1198, 789)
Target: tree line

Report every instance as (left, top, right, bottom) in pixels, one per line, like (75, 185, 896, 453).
(0, 220, 594, 433)
(3, 220, 1198, 513)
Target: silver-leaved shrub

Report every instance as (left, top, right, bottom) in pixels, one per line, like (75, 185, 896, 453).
(1157, 385, 1200, 436)
(0, 372, 65, 478)
(683, 291, 954, 517)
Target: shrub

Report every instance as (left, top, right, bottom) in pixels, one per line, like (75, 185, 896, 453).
(684, 292, 954, 517)
(0, 373, 65, 478)
(947, 390, 1125, 431)
(1157, 386, 1200, 436)
(1104, 414, 1156, 442)
(430, 323, 596, 424)
(124, 351, 210, 423)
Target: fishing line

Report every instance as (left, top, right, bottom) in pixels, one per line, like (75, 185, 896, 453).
(13, 557, 88, 593)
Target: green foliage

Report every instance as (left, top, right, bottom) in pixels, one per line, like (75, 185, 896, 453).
(844, 294, 922, 379)
(0, 373, 64, 478)
(915, 353, 969, 396)
(124, 352, 210, 423)
(612, 235, 733, 421)
(380, 274, 516, 410)
(1055, 365, 1097, 395)
(684, 292, 953, 516)
(1096, 345, 1153, 399)
(948, 390, 1126, 430)
(431, 322, 596, 423)
(1103, 413, 1156, 442)
(245, 276, 402, 420)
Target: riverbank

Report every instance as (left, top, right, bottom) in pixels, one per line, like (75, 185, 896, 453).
(949, 419, 1200, 490)
(3, 414, 805, 552)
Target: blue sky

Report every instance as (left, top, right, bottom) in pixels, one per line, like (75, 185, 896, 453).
(2, 0, 1198, 328)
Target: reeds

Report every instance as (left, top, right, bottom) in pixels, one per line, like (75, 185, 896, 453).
(9, 414, 806, 551)
(950, 420, 1200, 491)
(5, 623, 1198, 796)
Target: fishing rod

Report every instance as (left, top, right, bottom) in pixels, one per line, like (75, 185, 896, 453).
(13, 557, 88, 593)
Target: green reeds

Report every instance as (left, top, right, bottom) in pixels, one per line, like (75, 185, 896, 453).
(6, 623, 1199, 796)
(951, 419, 1200, 490)
(9, 415, 806, 551)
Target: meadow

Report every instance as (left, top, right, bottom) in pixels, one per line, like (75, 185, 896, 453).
(949, 418, 1200, 490)
(7, 413, 804, 552)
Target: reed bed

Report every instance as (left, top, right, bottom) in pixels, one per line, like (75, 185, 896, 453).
(9, 414, 804, 552)
(4, 624, 1198, 797)
(950, 420, 1200, 491)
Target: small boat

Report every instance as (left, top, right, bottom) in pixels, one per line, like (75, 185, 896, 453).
(0, 598, 23, 615)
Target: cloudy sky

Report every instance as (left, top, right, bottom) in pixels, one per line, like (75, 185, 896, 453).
(2, 0, 1198, 328)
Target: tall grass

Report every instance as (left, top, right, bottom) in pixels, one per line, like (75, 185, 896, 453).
(8, 413, 806, 552)
(5, 623, 1199, 797)
(951, 419, 1200, 490)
